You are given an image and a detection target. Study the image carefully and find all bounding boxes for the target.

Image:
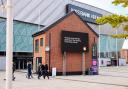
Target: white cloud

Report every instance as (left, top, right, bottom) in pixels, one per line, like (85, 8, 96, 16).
(76, 0, 128, 15)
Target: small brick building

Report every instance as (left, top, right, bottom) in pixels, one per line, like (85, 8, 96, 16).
(32, 12, 98, 75)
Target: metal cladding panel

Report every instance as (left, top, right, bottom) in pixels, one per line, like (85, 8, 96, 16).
(66, 4, 102, 24)
(14, 0, 43, 20)
(13, 0, 70, 26)
(0, 0, 124, 35)
(70, 1, 112, 16)
(0, 0, 111, 25)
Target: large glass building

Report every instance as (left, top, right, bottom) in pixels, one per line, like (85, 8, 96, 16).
(0, 17, 43, 70)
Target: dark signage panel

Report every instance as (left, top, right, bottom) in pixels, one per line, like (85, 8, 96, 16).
(61, 31, 89, 52)
(66, 4, 102, 24)
(91, 44, 98, 75)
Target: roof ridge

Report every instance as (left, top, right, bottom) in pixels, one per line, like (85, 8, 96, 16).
(32, 11, 98, 37)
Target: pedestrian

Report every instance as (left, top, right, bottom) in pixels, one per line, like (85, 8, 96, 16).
(4, 62, 16, 81)
(12, 62, 16, 81)
(37, 63, 42, 79)
(27, 61, 33, 79)
(43, 64, 49, 79)
(41, 64, 45, 78)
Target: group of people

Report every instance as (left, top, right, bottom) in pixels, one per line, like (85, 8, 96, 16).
(37, 63, 49, 79)
(4, 61, 49, 81)
(27, 62, 49, 79)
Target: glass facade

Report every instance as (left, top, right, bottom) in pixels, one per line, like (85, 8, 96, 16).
(99, 34, 124, 58)
(0, 18, 124, 56)
(0, 18, 41, 52)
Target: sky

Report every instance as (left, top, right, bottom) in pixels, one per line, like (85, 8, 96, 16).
(76, 0, 128, 15)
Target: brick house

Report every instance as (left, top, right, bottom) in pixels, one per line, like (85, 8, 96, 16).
(32, 12, 98, 75)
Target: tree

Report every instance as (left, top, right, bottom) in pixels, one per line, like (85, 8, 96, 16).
(112, 0, 128, 7)
(96, 0, 128, 38)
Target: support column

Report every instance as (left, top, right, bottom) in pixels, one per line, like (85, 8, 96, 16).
(82, 47, 86, 75)
(63, 52, 66, 76)
(36, 58, 38, 72)
(33, 58, 36, 73)
(98, 25, 101, 68)
(18, 60, 20, 69)
(6, 0, 13, 89)
(82, 52, 85, 75)
(23, 60, 24, 69)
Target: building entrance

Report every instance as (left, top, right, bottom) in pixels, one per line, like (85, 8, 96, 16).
(14, 57, 33, 69)
(36, 57, 42, 72)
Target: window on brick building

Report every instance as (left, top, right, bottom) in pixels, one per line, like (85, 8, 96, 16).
(35, 39, 39, 52)
(40, 38, 43, 46)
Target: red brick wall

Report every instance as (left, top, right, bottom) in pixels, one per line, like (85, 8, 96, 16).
(33, 34, 46, 71)
(44, 13, 98, 72)
(34, 34, 46, 64)
(120, 49, 128, 63)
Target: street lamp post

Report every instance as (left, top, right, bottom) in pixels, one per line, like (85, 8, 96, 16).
(6, 0, 13, 89)
(98, 25, 101, 68)
(116, 30, 118, 67)
(82, 47, 86, 75)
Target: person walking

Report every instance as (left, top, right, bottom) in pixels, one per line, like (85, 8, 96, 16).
(27, 61, 33, 79)
(4, 62, 16, 81)
(43, 64, 49, 79)
(37, 63, 42, 79)
(12, 62, 16, 81)
(41, 64, 45, 78)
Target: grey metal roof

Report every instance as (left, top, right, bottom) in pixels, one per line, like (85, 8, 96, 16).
(0, 0, 111, 26)
(0, 0, 124, 35)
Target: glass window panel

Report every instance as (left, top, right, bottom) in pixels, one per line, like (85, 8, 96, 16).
(35, 39, 39, 52)
(40, 38, 43, 46)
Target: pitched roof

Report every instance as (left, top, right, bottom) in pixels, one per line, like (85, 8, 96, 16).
(32, 11, 99, 37)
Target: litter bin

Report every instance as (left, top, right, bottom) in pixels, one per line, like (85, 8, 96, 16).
(85, 69, 89, 75)
(52, 67, 56, 77)
(88, 68, 93, 75)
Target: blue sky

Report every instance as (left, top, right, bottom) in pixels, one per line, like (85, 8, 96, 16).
(76, 0, 128, 15)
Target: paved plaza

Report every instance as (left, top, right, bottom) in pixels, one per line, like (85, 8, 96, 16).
(1, 66, 128, 89)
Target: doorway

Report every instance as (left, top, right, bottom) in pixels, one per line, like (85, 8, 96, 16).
(36, 57, 42, 72)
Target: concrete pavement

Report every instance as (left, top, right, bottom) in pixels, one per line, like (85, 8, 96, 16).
(0, 66, 128, 89)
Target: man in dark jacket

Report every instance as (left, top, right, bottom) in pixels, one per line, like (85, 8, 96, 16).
(3, 62, 16, 81)
(27, 61, 33, 79)
(12, 62, 16, 81)
(43, 64, 49, 79)
(37, 63, 42, 79)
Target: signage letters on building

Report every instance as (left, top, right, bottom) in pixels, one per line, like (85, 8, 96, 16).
(66, 4, 102, 24)
(61, 31, 89, 52)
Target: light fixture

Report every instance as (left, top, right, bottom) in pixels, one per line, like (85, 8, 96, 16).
(83, 47, 86, 51)
(45, 46, 50, 52)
